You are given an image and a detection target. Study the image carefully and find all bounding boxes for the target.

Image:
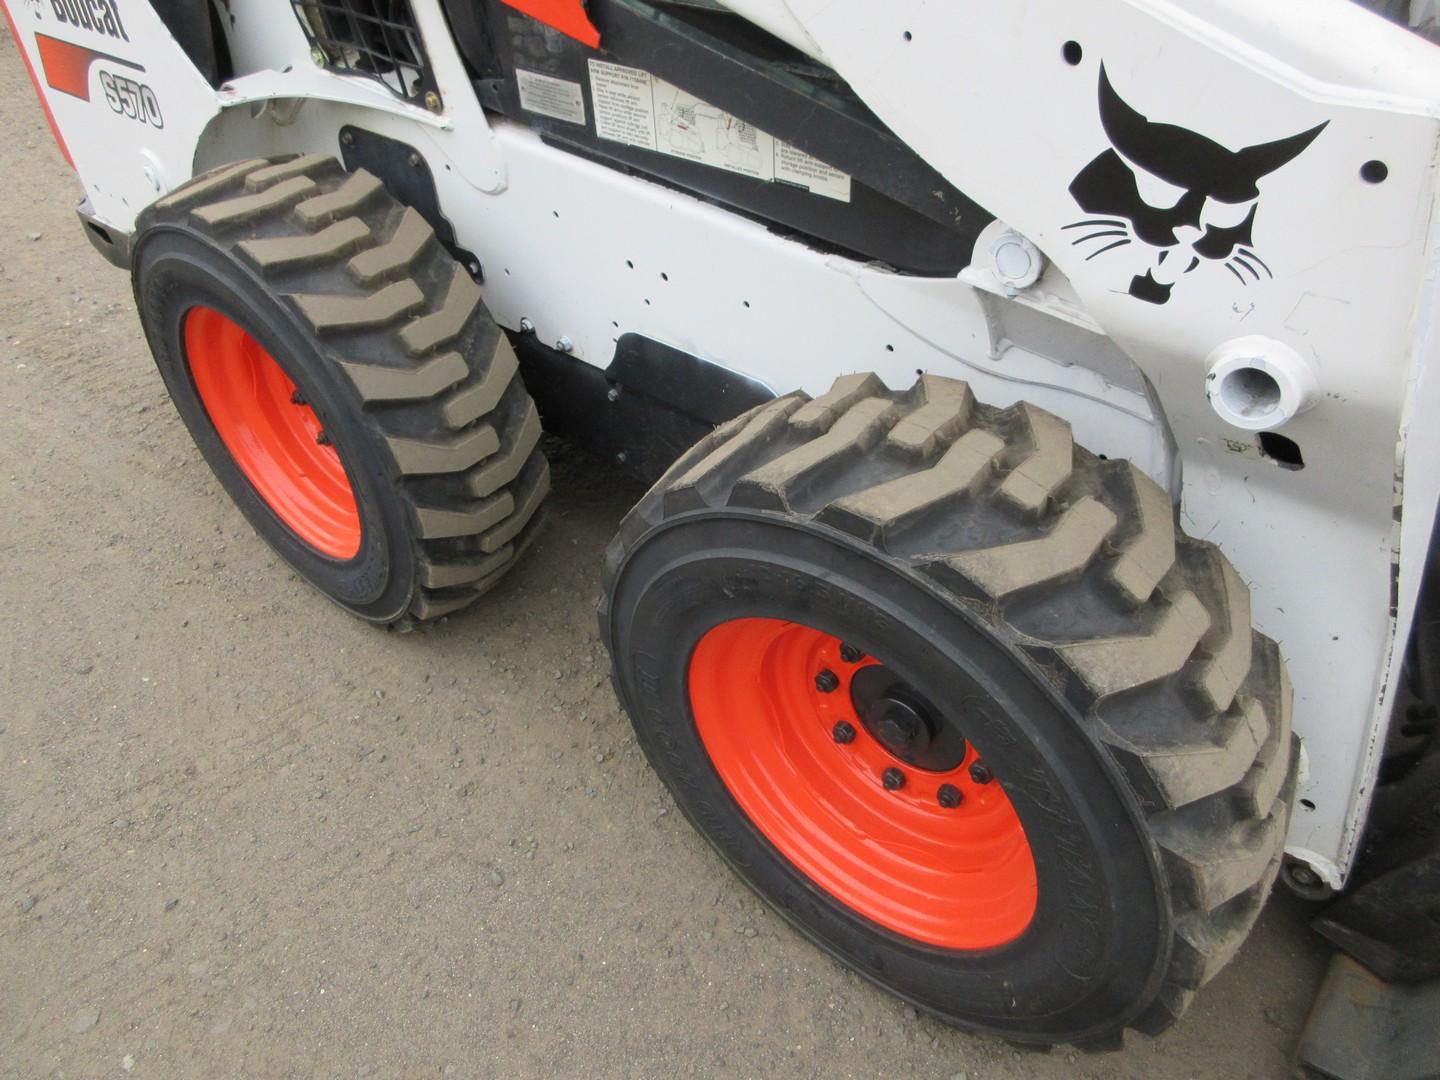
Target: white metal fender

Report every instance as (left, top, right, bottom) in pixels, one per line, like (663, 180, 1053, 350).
(0, 0, 218, 229)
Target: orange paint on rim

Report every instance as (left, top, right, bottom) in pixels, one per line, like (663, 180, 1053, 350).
(184, 306, 361, 559)
(689, 618, 1037, 950)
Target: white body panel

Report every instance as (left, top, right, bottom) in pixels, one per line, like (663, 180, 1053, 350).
(8, 0, 1440, 885)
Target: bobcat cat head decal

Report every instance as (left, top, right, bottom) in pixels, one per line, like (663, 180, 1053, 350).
(1067, 65, 1327, 305)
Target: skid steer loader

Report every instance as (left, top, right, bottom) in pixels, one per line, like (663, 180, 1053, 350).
(6, 0, 1440, 1058)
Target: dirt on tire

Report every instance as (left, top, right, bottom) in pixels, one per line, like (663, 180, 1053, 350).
(602, 372, 1295, 1045)
(136, 154, 548, 623)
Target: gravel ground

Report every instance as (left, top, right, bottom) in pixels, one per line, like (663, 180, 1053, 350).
(0, 25, 1329, 1080)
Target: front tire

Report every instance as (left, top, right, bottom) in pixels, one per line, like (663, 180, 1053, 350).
(599, 373, 1295, 1047)
(132, 156, 548, 623)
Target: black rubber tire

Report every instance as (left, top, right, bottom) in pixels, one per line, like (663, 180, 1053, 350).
(131, 155, 548, 624)
(599, 373, 1296, 1048)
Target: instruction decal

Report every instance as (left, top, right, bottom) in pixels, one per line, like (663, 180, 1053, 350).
(516, 68, 586, 126)
(587, 59, 851, 203)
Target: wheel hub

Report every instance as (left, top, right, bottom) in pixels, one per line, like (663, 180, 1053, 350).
(850, 665, 967, 771)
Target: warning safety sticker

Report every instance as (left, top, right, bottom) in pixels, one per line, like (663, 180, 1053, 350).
(517, 68, 586, 126)
(587, 59, 851, 203)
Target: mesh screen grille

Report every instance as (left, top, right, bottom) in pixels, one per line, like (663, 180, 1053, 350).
(291, 0, 434, 102)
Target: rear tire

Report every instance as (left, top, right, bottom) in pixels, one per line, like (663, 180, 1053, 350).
(132, 155, 548, 623)
(599, 373, 1296, 1047)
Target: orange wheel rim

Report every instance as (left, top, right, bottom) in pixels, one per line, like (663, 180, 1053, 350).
(689, 618, 1038, 949)
(184, 306, 361, 559)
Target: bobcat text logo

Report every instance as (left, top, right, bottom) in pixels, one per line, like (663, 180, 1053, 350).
(1066, 65, 1325, 305)
(50, 0, 128, 42)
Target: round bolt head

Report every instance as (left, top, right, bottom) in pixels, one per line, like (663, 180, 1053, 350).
(882, 767, 906, 791)
(519, 317, 535, 334)
(969, 761, 993, 785)
(1291, 865, 1319, 888)
(839, 643, 865, 664)
(424, 90, 442, 112)
(988, 226, 1044, 291)
(615, 450, 628, 464)
(831, 721, 856, 745)
(606, 386, 621, 403)
(814, 669, 840, 694)
(556, 336, 574, 353)
(407, 151, 421, 168)
(340, 130, 354, 146)
(937, 783, 962, 809)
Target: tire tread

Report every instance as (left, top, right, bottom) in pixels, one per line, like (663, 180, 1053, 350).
(600, 371, 1296, 1044)
(141, 154, 546, 623)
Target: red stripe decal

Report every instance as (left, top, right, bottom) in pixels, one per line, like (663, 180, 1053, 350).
(498, 0, 600, 48)
(35, 32, 140, 100)
(0, 4, 74, 167)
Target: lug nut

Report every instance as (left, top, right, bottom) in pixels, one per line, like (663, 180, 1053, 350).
(815, 669, 839, 693)
(937, 783, 962, 808)
(882, 767, 906, 791)
(831, 721, 856, 744)
(839, 643, 865, 663)
(969, 761, 993, 785)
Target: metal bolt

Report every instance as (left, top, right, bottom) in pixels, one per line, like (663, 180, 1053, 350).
(606, 387, 621, 403)
(882, 767, 906, 791)
(340, 130, 354, 146)
(839, 643, 865, 664)
(310, 45, 327, 66)
(556, 336, 574, 353)
(969, 761, 993, 785)
(831, 721, 856, 745)
(937, 783, 962, 809)
(424, 90, 442, 113)
(290, 390, 306, 406)
(615, 451, 628, 464)
(315, 431, 332, 446)
(466, 261, 481, 277)
(407, 151, 421, 168)
(814, 669, 840, 694)
(1290, 865, 1320, 889)
(519, 317, 535, 334)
